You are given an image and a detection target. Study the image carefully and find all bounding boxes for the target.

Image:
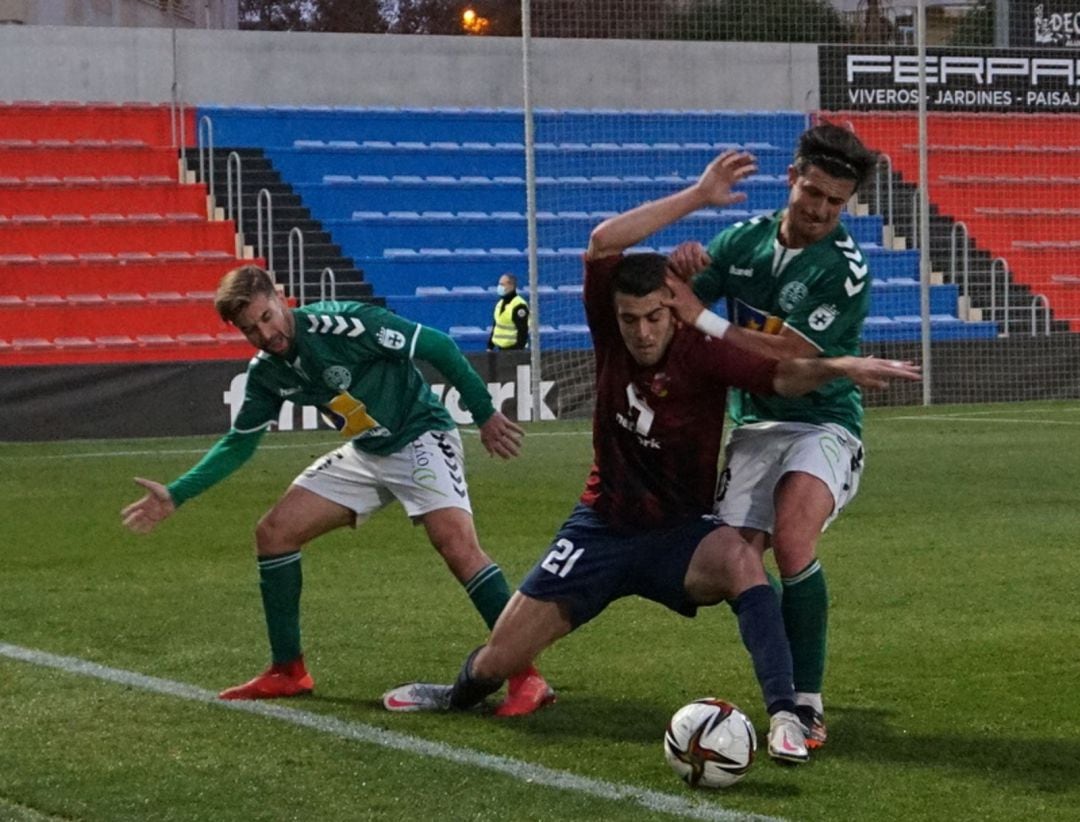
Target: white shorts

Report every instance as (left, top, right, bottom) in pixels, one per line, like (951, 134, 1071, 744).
(291, 429, 472, 523)
(713, 421, 864, 534)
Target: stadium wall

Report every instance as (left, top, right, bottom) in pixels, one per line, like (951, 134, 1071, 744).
(6, 338, 1080, 441)
(0, 26, 818, 110)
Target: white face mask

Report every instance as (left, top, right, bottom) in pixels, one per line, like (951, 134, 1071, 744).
(496, 284, 509, 297)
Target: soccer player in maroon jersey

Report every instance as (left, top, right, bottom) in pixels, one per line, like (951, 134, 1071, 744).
(383, 151, 918, 764)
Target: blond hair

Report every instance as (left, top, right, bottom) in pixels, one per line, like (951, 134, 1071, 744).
(214, 265, 277, 324)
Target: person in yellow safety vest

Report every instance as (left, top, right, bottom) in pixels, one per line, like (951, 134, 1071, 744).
(487, 273, 529, 350)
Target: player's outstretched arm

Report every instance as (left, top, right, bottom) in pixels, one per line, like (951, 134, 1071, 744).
(773, 356, 921, 397)
(478, 411, 524, 460)
(834, 356, 923, 390)
(121, 477, 177, 534)
(587, 150, 757, 260)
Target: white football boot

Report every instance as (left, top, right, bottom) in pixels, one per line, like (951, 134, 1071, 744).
(767, 710, 811, 764)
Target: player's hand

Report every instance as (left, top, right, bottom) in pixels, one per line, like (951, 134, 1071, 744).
(694, 150, 757, 208)
(661, 273, 707, 326)
(121, 477, 176, 534)
(839, 356, 922, 390)
(479, 412, 524, 460)
(666, 241, 711, 282)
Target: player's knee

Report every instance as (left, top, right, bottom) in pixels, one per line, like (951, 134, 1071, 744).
(426, 513, 486, 565)
(725, 540, 768, 590)
(254, 510, 294, 556)
(686, 533, 763, 604)
(771, 537, 817, 578)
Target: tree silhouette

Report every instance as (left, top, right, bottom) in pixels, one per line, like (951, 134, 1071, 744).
(240, 0, 386, 32)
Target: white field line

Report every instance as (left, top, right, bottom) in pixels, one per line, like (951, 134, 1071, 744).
(0, 429, 591, 462)
(884, 415, 1080, 426)
(0, 642, 787, 822)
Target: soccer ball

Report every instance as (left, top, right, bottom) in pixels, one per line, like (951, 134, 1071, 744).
(663, 698, 757, 788)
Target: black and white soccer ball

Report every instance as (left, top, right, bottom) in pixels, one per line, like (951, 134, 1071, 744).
(663, 698, 757, 788)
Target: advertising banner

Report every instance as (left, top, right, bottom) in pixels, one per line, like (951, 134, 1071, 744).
(819, 43, 1080, 111)
(0, 352, 567, 442)
(1010, 1, 1080, 49)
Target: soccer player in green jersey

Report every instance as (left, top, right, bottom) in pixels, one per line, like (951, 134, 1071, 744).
(121, 264, 553, 714)
(663, 124, 880, 749)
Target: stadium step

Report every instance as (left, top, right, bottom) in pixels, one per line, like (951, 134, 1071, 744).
(0, 101, 192, 145)
(0, 178, 208, 217)
(0, 331, 251, 366)
(0, 214, 236, 255)
(0, 142, 181, 178)
(0, 291, 233, 338)
(0, 252, 247, 295)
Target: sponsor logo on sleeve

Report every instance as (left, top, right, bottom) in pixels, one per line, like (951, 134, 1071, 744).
(809, 304, 839, 332)
(377, 327, 407, 350)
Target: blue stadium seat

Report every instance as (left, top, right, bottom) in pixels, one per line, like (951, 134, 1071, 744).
(198, 106, 808, 151)
(361, 246, 920, 296)
(870, 281, 958, 316)
(265, 140, 792, 182)
(294, 174, 791, 216)
(387, 290, 585, 329)
(327, 210, 883, 258)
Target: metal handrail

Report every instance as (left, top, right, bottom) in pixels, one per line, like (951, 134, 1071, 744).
(1030, 294, 1051, 336)
(287, 227, 304, 304)
(225, 151, 243, 233)
(256, 188, 274, 278)
(320, 267, 337, 303)
(949, 221, 969, 299)
(989, 256, 1011, 337)
(196, 115, 214, 195)
(170, 31, 186, 181)
(910, 188, 918, 249)
(177, 98, 187, 184)
(874, 152, 894, 230)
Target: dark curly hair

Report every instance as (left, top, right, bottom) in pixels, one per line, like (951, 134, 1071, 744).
(794, 123, 878, 191)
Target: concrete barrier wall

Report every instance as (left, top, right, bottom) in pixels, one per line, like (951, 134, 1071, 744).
(0, 25, 818, 111)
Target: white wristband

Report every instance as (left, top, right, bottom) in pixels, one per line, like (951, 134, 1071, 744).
(694, 309, 731, 339)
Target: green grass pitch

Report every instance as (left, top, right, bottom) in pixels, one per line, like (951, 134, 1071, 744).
(1, 401, 1078, 821)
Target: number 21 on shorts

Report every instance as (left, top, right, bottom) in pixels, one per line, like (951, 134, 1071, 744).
(540, 538, 584, 578)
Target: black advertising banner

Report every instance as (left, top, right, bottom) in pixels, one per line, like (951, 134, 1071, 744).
(0, 351, 579, 442)
(4, 340, 1080, 441)
(1011, 1, 1080, 49)
(819, 44, 1080, 112)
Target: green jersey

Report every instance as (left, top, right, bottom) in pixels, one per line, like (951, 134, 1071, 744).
(167, 301, 496, 506)
(693, 211, 871, 437)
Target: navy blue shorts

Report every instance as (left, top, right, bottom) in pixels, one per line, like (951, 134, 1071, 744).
(518, 503, 724, 628)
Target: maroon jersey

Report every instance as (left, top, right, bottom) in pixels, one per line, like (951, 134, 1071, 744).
(580, 254, 779, 532)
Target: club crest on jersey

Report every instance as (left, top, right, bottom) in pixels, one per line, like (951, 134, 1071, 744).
(809, 304, 839, 331)
(650, 372, 670, 398)
(778, 281, 808, 313)
(323, 365, 352, 391)
(377, 327, 407, 350)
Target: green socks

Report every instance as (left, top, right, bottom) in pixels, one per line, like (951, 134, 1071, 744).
(464, 563, 512, 630)
(255, 556, 509, 665)
(780, 559, 828, 694)
(257, 551, 303, 664)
